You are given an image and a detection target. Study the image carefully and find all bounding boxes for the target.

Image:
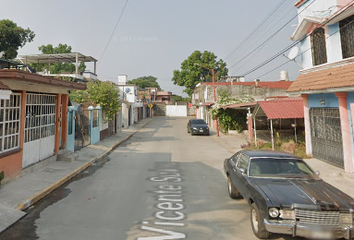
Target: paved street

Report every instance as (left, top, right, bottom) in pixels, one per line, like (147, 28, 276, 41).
(1, 117, 304, 240)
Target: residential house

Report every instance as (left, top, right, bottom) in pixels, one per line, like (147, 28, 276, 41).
(116, 75, 143, 127)
(0, 60, 86, 182)
(192, 76, 294, 131)
(288, 0, 354, 172)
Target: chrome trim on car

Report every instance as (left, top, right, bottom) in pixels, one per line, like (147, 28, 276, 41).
(264, 219, 354, 239)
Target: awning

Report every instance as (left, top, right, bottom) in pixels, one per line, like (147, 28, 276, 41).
(18, 53, 97, 64)
(222, 102, 256, 110)
(254, 98, 304, 119)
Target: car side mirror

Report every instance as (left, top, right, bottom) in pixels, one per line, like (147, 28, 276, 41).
(239, 168, 246, 175)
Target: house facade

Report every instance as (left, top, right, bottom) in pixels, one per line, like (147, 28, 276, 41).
(288, 0, 354, 172)
(192, 80, 294, 129)
(116, 75, 143, 128)
(0, 68, 86, 181)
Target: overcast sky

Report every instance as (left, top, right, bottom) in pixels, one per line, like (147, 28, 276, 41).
(2, 0, 301, 97)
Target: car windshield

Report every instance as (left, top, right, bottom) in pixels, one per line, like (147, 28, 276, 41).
(249, 158, 316, 179)
(192, 119, 206, 125)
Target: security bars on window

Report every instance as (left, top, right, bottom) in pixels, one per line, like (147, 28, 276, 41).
(0, 94, 21, 153)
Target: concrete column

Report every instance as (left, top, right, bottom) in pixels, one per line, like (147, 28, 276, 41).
(248, 116, 253, 142)
(61, 94, 69, 149)
(335, 92, 353, 173)
(301, 94, 313, 156)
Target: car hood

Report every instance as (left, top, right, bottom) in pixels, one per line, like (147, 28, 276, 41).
(252, 178, 354, 211)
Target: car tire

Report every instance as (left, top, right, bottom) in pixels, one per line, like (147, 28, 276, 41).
(250, 203, 270, 239)
(227, 177, 240, 199)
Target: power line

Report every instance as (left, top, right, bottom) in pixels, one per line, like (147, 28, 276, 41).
(99, 0, 129, 63)
(229, 4, 295, 73)
(229, 0, 317, 75)
(242, 0, 354, 77)
(224, 0, 289, 61)
(255, 9, 354, 79)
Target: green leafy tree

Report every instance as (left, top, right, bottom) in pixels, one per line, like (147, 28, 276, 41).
(70, 80, 121, 121)
(172, 95, 191, 102)
(127, 76, 161, 90)
(32, 43, 86, 74)
(210, 89, 254, 133)
(172, 50, 228, 96)
(0, 19, 35, 59)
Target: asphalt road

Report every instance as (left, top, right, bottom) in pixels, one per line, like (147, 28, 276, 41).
(0, 117, 304, 240)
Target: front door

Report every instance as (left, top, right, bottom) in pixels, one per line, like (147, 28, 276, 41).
(310, 108, 344, 168)
(23, 94, 56, 168)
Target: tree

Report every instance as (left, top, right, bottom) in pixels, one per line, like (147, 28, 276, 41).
(70, 80, 121, 121)
(32, 43, 86, 74)
(127, 76, 161, 90)
(172, 50, 228, 96)
(210, 89, 254, 133)
(172, 95, 191, 102)
(0, 19, 35, 59)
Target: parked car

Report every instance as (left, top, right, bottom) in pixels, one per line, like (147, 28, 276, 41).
(224, 150, 354, 240)
(187, 119, 209, 135)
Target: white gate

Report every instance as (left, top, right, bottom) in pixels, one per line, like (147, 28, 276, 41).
(166, 105, 187, 117)
(23, 94, 56, 168)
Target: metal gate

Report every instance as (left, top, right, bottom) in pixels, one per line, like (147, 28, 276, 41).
(23, 94, 56, 168)
(310, 108, 344, 168)
(74, 108, 91, 151)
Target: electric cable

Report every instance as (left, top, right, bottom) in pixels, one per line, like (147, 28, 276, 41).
(241, 0, 354, 77)
(99, 0, 129, 63)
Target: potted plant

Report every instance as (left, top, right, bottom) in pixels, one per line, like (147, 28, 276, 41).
(0, 171, 4, 189)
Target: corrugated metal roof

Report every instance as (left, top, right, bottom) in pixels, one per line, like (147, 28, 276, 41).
(256, 98, 304, 119)
(288, 62, 354, 92)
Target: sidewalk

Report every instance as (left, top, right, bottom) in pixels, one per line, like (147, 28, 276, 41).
(212, 130, 354, 199)
(0, 118, 152, 234)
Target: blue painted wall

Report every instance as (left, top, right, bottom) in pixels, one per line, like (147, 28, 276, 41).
(89, 106, 101, 145)
(308, 93, 338, 108)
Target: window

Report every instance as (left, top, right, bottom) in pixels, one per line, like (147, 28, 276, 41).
(0, 94, 21, 154)
(340, 15, 354, 59)
(236, 154, 249, 171)
(311, 28, 327, 66)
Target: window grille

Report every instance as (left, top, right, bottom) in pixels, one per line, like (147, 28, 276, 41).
(0, 94, 21, 153)
(340, 14, 354, 59)
(311, 28, 328, 66)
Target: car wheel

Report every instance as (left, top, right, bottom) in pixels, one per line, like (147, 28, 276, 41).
(250, 203, 270, 239)
(227, 177, 240, 199)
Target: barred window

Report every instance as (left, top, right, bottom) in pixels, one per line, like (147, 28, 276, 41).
(339, 14, 354, 59)
(311, 28, 328, 66)
(0, 94, 21, 153)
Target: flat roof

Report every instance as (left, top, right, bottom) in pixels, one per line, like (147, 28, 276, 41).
(18, 53, 97, 64)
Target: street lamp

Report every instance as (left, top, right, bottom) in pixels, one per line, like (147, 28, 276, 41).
(194, 63, 219, 137)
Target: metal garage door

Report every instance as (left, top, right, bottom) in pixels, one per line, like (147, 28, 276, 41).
(23, 94, 56, 168)
(310, 108, 344, 168)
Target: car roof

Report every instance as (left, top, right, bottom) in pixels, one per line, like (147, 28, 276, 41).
(239, 150, 302, 160)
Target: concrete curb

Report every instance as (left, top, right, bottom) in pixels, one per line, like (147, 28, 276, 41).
(16, 119, 152, 211)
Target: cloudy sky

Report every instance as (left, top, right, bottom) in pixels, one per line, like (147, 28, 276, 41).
(2, 0, 301, 96)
